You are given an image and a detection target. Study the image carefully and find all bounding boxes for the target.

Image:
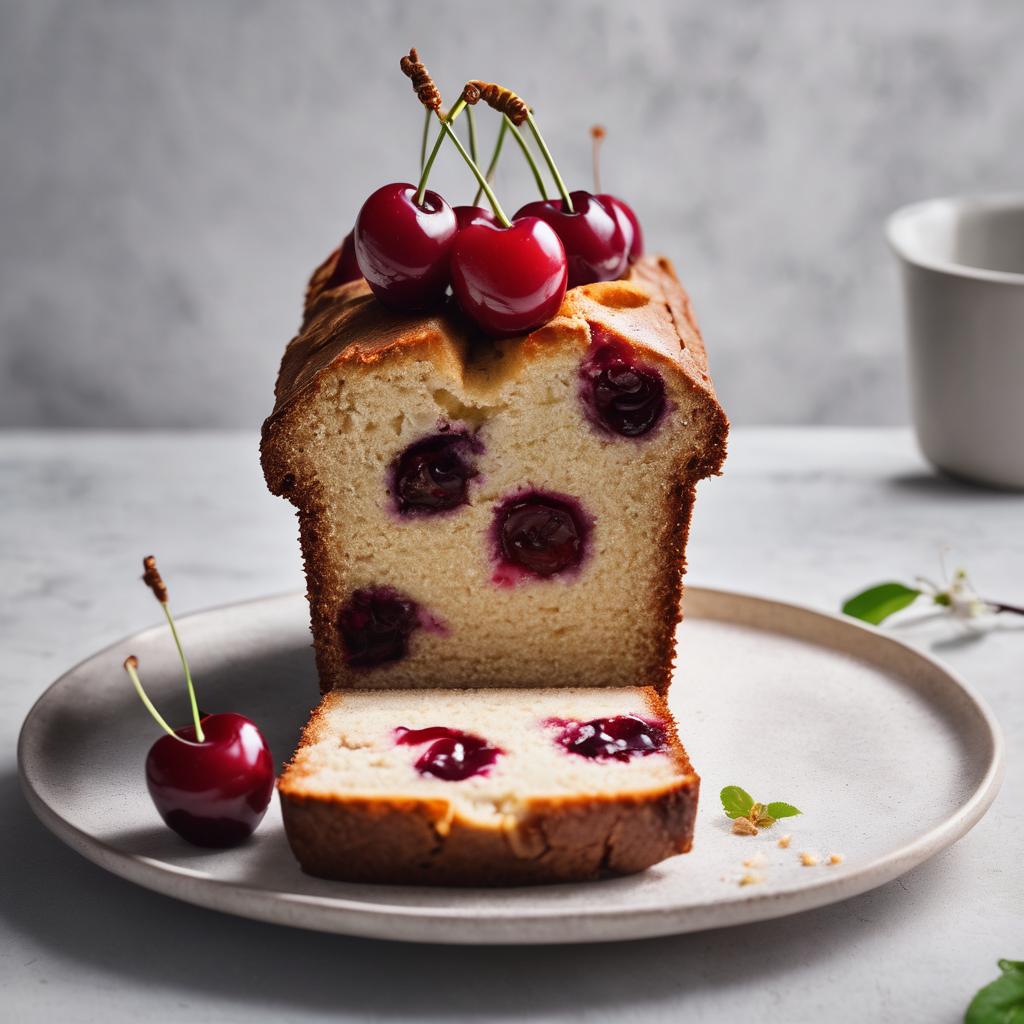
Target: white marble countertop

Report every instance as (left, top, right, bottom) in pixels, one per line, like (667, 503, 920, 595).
(2, 427, 1021, 1023)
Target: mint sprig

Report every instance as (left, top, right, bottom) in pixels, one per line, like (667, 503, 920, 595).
(720, 786, 801, 832)
(966, 959, 1024, 1023)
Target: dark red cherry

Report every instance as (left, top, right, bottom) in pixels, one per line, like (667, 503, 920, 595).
(450, 217, 567, 337)
(395, 726, 502, 781)
(323, 230, 362, 289)
(492, 491, 591, 581)
(390, 431, 481, 515)
(338, 586, 421, 667)
(453, 205, 500, 231)
(597, 195, 644, 262)
(354, 183, 457, 311)
(548, 714, 667, 761)
(145, 713, 275, 848)
(580, 324, 666, 437)
(514, 191, 629, 288)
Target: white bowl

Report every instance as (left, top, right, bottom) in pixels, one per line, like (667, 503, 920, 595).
(887, 195, 1024, 489)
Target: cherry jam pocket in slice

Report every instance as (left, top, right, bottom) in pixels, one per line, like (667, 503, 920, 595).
(579, 323, 666, 438)
(548, 714, 668, 761)
(395, 726, 503, 781)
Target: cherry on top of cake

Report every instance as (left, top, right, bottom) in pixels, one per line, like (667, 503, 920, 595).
(316, 49, 647, 341)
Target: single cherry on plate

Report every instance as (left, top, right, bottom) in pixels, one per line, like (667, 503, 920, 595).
(354, 183, 457, 311)
(124, 556, 274, 848)
(145, 711, 275, 848)
(322, 230, 362, 289)
(450, 217, 568, 337)
(514, 191, 629, 288)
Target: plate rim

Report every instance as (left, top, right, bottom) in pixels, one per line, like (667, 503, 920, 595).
(17, 587, 1006, 945)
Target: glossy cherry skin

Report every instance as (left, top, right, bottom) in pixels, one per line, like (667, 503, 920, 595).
(597, 195, 644, 262)
(580, 324, 666, 437)
(491, 491, 591, 581)
(395, 726, 502, 781)
(337, 586, 422, 668)
(390, 431, 481, 515)
(514, 191, 629, 288)
(453, 205, 500, 231)
(354, 183, 457, 311)
(145, 713, 275, 848)
(548, 715, 667, 762)
(450, 217, 567, 337)
(323, 230, 361, 289)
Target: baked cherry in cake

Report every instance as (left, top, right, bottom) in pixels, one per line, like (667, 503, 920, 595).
(580, 324, 666, 437)
(396, 725, 503, 781)
(354, 183, 457, 311)
(492, 491, 592, 582)
(390, 430, 481, 515)
(338, 586, 422, 667)
(549, 714, 667, 761)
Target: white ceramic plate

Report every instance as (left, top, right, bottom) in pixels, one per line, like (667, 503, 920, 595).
(18, 588, 1003, 945)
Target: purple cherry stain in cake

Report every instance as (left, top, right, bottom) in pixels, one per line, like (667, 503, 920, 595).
(547, 714, 667, 762)
(490, 490, 593, 585)
(395, 726, 503, 781)
(337, 586, 433, 668)
(579, 323, 666, 438)
(389, 428, 482, 516)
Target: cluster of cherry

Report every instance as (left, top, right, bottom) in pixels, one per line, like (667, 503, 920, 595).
(324, 51, 645, 337)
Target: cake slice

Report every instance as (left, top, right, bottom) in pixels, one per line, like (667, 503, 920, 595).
(278, 685, 698, 885)
(261, 255, 727, 692)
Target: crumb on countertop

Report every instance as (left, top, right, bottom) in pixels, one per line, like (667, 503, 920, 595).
(827, 853, 844, 866)
(739, 871, 764, 887)
(778, 834, 792, 849)
(799, 851, 820, 867)
(742, 852, 766, 868)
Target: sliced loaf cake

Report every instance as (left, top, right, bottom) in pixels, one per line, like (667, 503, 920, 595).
(261, 256, 727, 692)
(279, 686, 698, 885)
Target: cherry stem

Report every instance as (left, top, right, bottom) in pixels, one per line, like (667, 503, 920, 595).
(466, 105, 478, 166)
(473, 115, 508, 206)
(505, 115, 549, 199)
(526, 111, 573, 212)
(160, 602, 205, 742)
(990, 600, 1024, 616)
(419, 108, 431, 173)
(591, 127, 604, 193)
(416, 101, 462, 206)
(124, 657, 197, 745)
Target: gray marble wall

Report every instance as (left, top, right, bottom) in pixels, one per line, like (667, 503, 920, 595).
(2, 0, 1022, 427)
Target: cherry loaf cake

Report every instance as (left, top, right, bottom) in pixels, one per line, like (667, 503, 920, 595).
(262, 52, 727, 885)
(262, 257, 727, 691)
(278, 686, 698, 885)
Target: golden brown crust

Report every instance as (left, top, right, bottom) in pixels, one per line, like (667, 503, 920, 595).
(278, 689, 700, 886)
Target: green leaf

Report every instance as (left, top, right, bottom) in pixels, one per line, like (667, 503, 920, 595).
(842, 582, 921, 624)
(966, 960, 1024, 1023)
(720, 786, 754, 819)
(766, 801, 802, 819)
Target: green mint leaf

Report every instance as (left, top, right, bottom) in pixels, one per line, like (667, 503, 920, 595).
(842, 582, 921, 624)
(720, 786, 754, 819)
(965, 960, 1024, 1023)
(766, 801, 802, 819)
